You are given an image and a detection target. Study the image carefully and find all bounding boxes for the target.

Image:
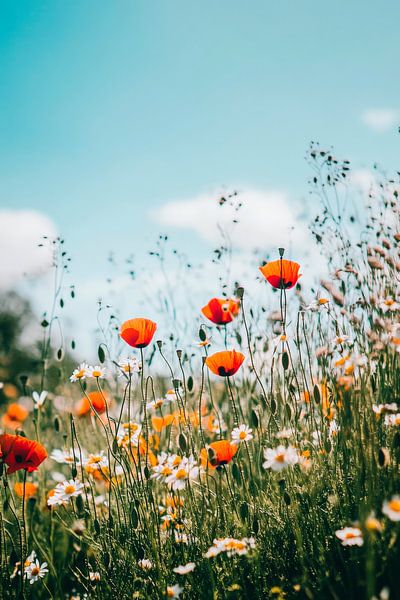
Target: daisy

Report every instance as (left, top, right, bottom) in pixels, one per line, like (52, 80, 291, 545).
(147, 397, 170, 411)
(173, 562, 196, 575)
(384, 413, 400, 427)
(84, 452, 109, 471)
(24, 559, 49, 584)
(117, 356, 142, 376)
(50, 448, 82, 465)
(87, 365, 107, 379)
(332, 335, 352, 346)
(165, 456, 199, 491)
(379, 296, 400, 313)
(89, 572, 101, 582)
(138, 558, 153, 570)
(304, 298, 329, 311)
(70, 363, 90, 383)
(231, 424, 253, 445)
(47, 479, 84, 506)
(382, 495, 400, 521)
(263, 445, 299, 471)
(335, 526, 363, 546)
(166, 584, 183, 599)
(32, 390, 48, 408)
(373, 403, 398, 416)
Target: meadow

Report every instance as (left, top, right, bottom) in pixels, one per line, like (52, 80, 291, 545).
(1, 147, 400, 599)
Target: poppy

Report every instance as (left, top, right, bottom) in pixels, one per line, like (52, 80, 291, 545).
(151, 414, 176, 432)
(200, 440, 237, 468)
(1, 403, 29, 430)
(75, 391, 109, 417)
(205, 350, 245, 377)
(201, 298, 240, 325)
(259, 259, 301, 289)
(0, 434, 47, 474)
(14, 481, 38, 498)
(120, 318, 157, 348)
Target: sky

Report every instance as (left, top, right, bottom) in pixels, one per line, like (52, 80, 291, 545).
(0, 1, 399, 356)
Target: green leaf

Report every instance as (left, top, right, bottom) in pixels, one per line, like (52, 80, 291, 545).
(98, 345, 106, 364)
(282, 352, 289, 370)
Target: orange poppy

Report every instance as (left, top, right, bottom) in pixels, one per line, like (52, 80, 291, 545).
(14, 481, 38, 498)
(120, 318, 157, 348)
(1, 403, 29, 430)
(75, 391, 109, 417)
(0, 434, 47, 474)
(200, 440, 237, 468)
(201, 298, 240, 325)
(205, 350, 245, 377)
(151, 414, 176, 432)
(259, 259, 301, 289)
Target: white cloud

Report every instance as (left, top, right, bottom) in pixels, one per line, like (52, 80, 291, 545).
(152, 188, 308, 252)
(349, 168, 378, 195)
(0, 210, 57, 290)
(361, 108, 399, 133)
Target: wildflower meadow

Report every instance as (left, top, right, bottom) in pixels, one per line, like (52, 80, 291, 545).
(1, 148, 400, 600)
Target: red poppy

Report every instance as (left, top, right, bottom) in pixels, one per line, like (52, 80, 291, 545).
(200, 440, 237, 468)
(0, 434, 47, 474)
(75, 391, 109, 417)
(205, 350, 245, 377)
(120, 318, 157, 348)
(201, 298, 240, 325)
(259, 259, 301, 289)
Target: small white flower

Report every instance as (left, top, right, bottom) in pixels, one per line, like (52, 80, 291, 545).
(32, 390, 48, 408)
(373, 403, 398, 416)
(332, 334, 351, 346)
(87, 365, 107, 379)
(263, 445, 299, 471)
(24, 559, 49, 584)
(379, 297, 400, 313)
(166, 584, 183, 598)
(303, 298, 329, 311)
(382, 496, 400, 521)
(84, 452, 109, 471)
(231, 424, 253, 445)
(70, 363, 90, 383)
(335, 526, 363, 546)
(384, 414, 400, 427)
(138, 558, 153, 570)
(50, 448, 82, 465)
(47, 479, 84, 506)
(117, 356, 142, 376)
(89, 571, 101, 582)
(173, 562, 196, 575)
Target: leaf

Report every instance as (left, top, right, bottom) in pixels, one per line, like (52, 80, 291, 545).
(313, 384, 321, 404)
(98, 345, 106, 364)
(282, 352, 289, 370)
(178, 433, 187, 452)
(250, 409, 259, 429)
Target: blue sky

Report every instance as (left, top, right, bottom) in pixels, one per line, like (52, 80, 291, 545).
(0, 1, 399, 353)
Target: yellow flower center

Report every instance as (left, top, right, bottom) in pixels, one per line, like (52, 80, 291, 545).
(344, 532, 357, 539)
(275, 453, 285, 463)
(175, 468, 187, 480)
(64, 485, 76, 495)
(239, 431, 247, 440)
(389, 499, 400, 512)
(31, 566, 40, 576)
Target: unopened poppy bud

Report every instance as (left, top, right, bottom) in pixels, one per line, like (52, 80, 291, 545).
(157, 340, 163, 349)
(278, 247, 285, 257)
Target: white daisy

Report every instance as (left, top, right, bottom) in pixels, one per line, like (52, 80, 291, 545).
(47, 479, 84, 506)
(24, 559, 49, 584)
(70, 363, 90, 383)
(87, 365, 107, 379)
(50, 448, 82, 465)
(138, 558, 153, 570)
(335, 526, 363, 546)
(173, 562, 196, 575)
(231, 424, 253, 445)
(117, 356, 142, 376)
(382, 496, 400, 521)
(263, 445, 299, 472)
(32, 390, 48, 408)
(166, 584, 183, 598)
